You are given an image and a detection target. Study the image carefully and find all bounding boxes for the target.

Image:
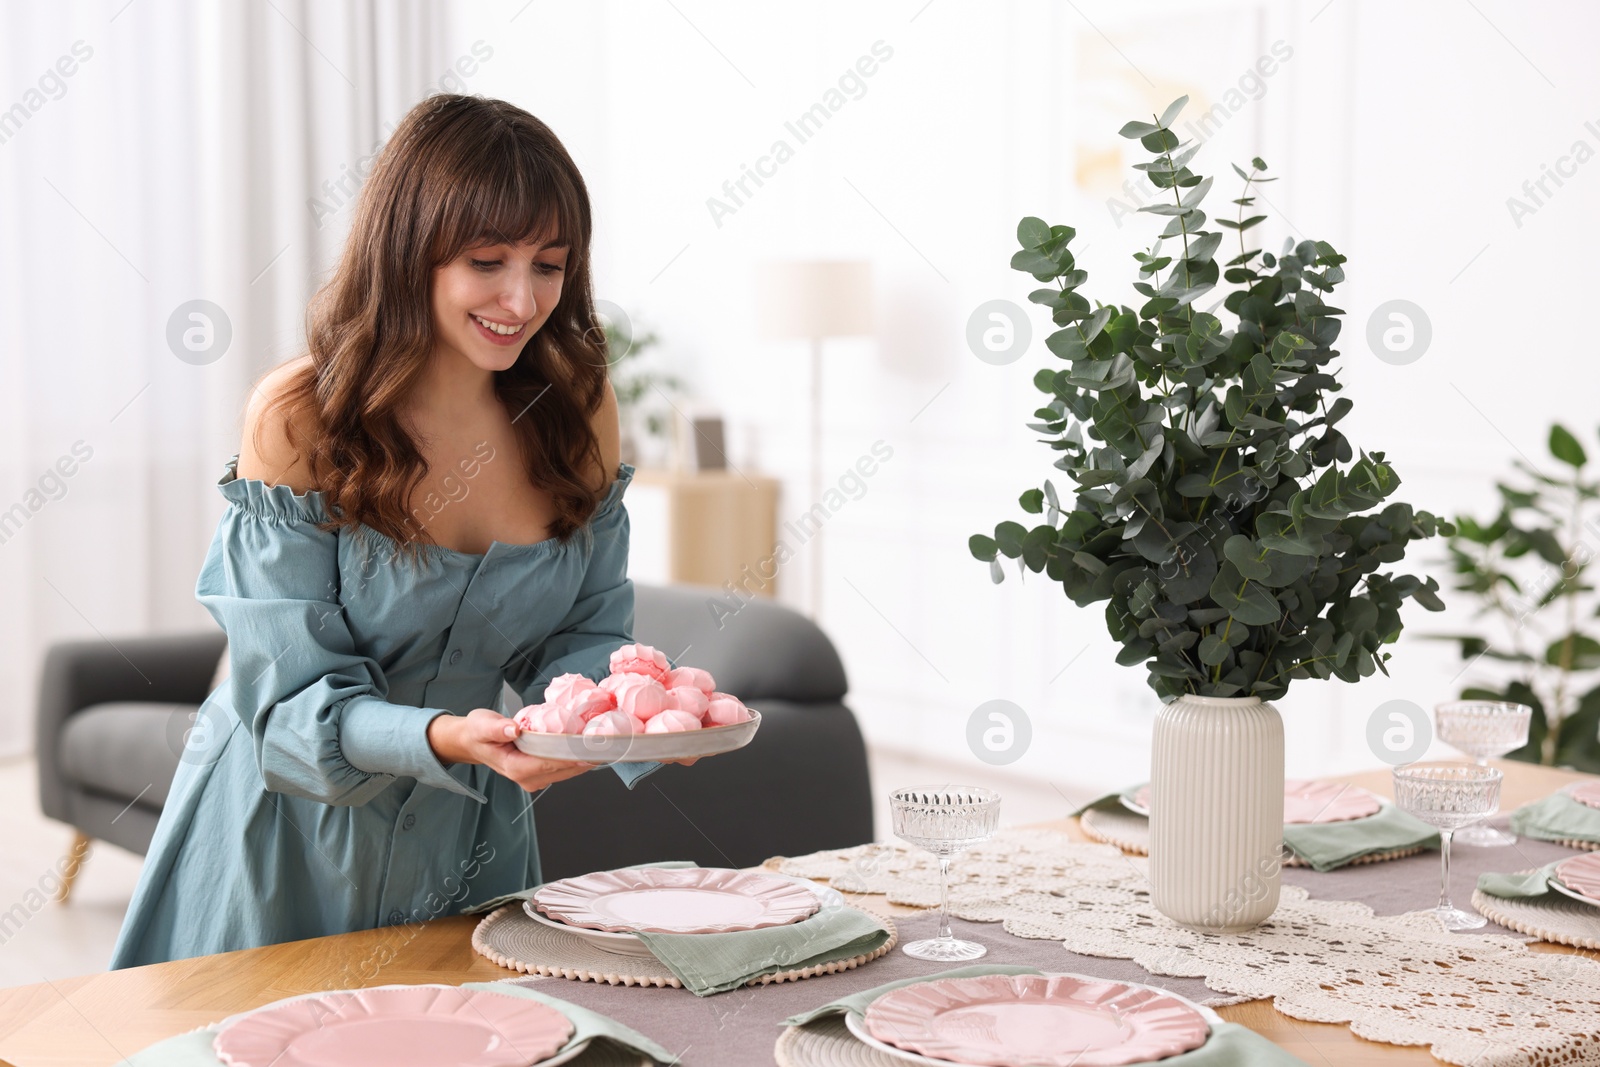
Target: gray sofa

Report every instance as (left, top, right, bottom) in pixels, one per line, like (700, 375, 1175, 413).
(36, 583, 873, 891)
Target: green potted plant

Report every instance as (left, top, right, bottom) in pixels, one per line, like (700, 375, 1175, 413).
(1436, 424, 1600, 773)
(970, 96, 1451, 930)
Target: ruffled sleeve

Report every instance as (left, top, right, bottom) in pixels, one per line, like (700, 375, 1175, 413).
(507, 464, 660, 790)
(198, 457, 482, 807)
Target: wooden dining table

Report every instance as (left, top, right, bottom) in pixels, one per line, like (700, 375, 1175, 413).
(0, 759, 1595, 1066)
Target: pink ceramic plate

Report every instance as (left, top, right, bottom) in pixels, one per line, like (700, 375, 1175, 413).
(1282, 779, 1383, 824)
(213, 985, 574, 1067)
(863, 974, 1210, 1067)
(1123, 780, 1381, 824)
(532, 866, 821, 934)
(1553, 852, 1600, 904)
(1570, 781, 1600, 810)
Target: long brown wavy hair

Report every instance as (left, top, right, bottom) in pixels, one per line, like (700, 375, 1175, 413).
(256, 94, 609, 561)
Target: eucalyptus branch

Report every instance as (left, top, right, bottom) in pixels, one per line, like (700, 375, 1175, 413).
(973, 94, 1450, 702)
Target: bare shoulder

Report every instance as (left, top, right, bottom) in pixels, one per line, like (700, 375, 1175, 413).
(237, 356, 319, 492)
(585, 376, 621, 493)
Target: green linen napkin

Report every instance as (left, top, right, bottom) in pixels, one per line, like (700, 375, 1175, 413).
(1511, 790, 1600, 845)
(1075, 786, 1440, 872)
(463, 981, 678, 1063)
(459, 859, 696, 916)
(1070, 792, 1128, 817)
(1281, 804, 1440, 872)
(635, 904, 894, 996)
(783, 964, 1310, 1066)
(1477, 860, 1565, 899)
(120, 980, 678, 1065)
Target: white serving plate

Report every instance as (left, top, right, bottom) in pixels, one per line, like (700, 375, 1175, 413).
(512, 709, 761, 764)
(1548, 879, 1600, 909)
(524, 872, 844, 957)
(843, 974, 1224, 1067)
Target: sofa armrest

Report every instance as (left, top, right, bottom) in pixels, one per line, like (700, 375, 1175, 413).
(36, 631, 227, 823)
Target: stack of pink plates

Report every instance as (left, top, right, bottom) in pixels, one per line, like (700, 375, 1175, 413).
(844, 973, 1216, 1066)
(527, 866, 832, 955)
(212, 985, 582, 1067)
(1551, 853, 1600, 908)
(1121, 779, 1383, 824)
(1569, 781, 1600, 810)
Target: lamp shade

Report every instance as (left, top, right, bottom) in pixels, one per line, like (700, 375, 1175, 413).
(755, 260, 874, 340)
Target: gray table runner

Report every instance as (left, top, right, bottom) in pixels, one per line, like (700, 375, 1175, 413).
(1279, 811, 1578, 927)
(476, 811, 1587, 1065)
(492, 913, 1234, 1066)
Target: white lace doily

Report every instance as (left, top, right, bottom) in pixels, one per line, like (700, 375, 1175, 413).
(773, 829, 1600, 1067)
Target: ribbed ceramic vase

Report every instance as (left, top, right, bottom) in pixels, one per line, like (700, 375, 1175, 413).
(1149, 694, 1285, 932)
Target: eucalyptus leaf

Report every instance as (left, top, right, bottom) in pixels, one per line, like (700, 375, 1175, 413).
(1223, 535, 1271, 580)
(1017, 217, 1052, 250)
(1198, 632, 1232, 666)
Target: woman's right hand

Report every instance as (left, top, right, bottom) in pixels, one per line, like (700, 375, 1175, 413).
(428, 708, 597, 794)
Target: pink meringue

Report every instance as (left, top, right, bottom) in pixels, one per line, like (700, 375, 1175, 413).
(536, 704, 588, 734)
(545, 672, 599, 706)
(666, 685, 709, 717)
(599, 671, 643, 696)
(582, 710, 639, 736)
(511, 704, 544, 732)
(664, 666, 716, 696)
(514, 703, 586, 735)
(564, 686, 617, 722)
(608, 642, 672, 684)
(703, 692, 749, 727)
(644, 708, 703, 734)
(614, 678, 670, 721)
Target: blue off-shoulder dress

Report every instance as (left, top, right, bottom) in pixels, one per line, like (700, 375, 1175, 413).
(108, 455, 657, 969)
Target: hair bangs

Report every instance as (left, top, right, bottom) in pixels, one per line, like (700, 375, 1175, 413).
(430, 134, 586, 266)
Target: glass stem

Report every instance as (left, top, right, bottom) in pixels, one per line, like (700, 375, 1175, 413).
(1438, 829, 1454, 912)
(937, 854, 952, 941)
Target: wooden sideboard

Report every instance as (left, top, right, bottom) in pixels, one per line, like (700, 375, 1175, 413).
(628, 467, 781, 597)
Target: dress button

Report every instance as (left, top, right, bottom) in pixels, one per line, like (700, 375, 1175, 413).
(402, 813, 416, 831)
(388, 908, 405, 925)
(448, 649, 463, 665)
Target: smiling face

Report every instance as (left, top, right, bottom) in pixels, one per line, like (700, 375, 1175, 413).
(429, 233, 570, 373)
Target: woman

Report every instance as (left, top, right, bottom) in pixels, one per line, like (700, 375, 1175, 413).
(111, 94, 664, 968)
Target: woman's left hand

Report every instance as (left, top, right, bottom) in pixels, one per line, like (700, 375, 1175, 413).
(430, 708, 599, 793)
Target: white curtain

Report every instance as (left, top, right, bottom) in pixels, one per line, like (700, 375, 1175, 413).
(0, 0, 452, 757)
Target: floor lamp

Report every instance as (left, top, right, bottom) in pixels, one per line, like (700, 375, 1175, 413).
(755, 260, 875, 620)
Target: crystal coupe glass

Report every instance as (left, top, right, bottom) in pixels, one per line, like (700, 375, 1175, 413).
(889, 785, 1002, 961)
(1392, 762, 1502, 930)
(1435, 701, 1531, 847)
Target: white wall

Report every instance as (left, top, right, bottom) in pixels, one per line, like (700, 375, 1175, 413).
(0, 1, 457, 755)
(4, 1, 1594, 795)
(445, 0, 1600, 793)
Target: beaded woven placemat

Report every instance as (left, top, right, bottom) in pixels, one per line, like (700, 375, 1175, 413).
(774, 1015, 907, 1067)
(1471, 879, 1600, 951)
(472, 904, 897, 989)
